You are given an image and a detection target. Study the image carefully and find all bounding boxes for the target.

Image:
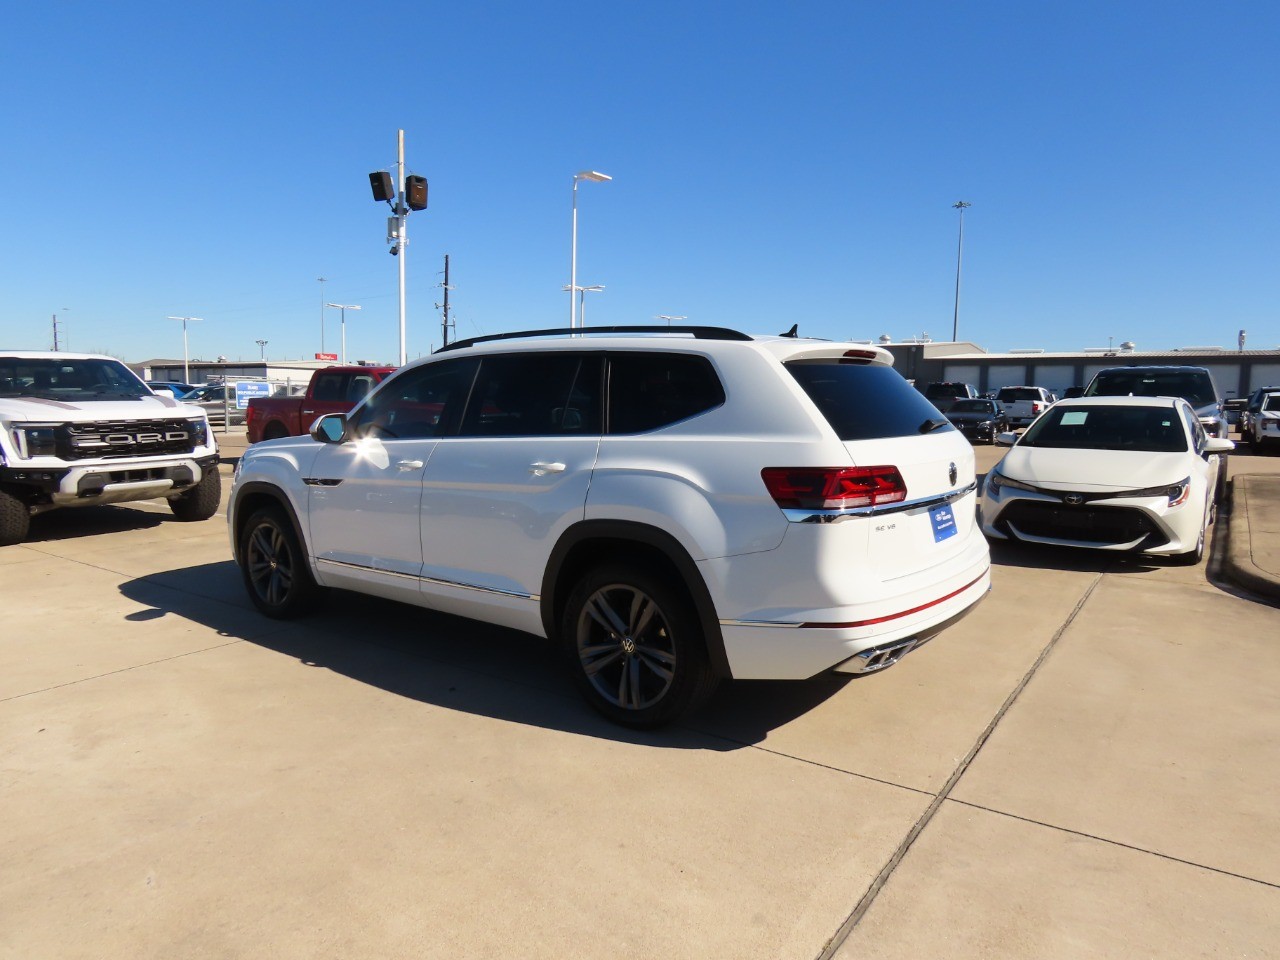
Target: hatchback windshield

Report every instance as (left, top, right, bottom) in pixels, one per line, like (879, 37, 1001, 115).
(0, 357, 150, 399)
(1084, 369, 1217, 406)
(1019, 405, 1187, 452)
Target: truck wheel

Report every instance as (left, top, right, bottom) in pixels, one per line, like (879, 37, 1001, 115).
(262, 422, 289, 441)
(560, 563, 718, 728)
(0, 489, 31, 546)
(169, 467, 222, 521)
(239, 507, 322, 618)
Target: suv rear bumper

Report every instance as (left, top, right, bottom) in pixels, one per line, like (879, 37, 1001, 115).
(708, 536, 991, 679)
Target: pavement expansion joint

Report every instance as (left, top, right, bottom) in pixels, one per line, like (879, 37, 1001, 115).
(815, 571, 1107, 960)
(945, 798, 1280, 891)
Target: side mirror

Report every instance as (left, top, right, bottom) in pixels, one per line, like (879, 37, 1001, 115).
(1204, 437, 1235, 455)
(995, 431, 1018, 446)
(310, 413, 347, 444)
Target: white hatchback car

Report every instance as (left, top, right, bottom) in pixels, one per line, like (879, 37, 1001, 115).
(228, 326, 991, 726)
(982, 395, 1234, 564)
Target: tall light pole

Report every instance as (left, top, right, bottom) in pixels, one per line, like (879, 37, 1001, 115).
(326, 303, 362, 364)
(952, 201, 971, 342)
(166, 316, 203, 384)
(562, 284, 604, 326)
(317, 277, 327, 354)
(570, 171, 611, 328)
(655, 314, 687, 328)
(256, 339, 268, 360)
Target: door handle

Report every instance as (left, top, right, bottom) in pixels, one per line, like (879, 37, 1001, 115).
(396, 460, 424, 471)
(529, 461, 566, 476)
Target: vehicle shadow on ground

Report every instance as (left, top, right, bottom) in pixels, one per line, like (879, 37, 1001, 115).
(24, 504, 166, 542)
(118, 563, 849, 749)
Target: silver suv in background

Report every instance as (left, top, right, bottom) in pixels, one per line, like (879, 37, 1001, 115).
(1083, 366, 1227, 439)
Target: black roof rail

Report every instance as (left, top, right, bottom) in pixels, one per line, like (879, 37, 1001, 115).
(435, 324, 754, 353)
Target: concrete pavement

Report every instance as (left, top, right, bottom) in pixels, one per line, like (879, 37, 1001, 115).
(2, 439, 1277, 958)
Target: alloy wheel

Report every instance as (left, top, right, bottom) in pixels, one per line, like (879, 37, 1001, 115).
(576, 584, 678, 711)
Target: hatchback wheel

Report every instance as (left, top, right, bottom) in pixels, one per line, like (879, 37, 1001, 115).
(561, 565, 718, 728)
(240, 507, 323, 617)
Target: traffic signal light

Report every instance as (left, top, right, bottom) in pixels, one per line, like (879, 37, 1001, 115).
(368, 171, 395, 202)
(405, 175, 428, 211)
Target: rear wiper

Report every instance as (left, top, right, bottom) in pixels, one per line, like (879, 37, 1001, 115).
(919, 417, 950, 434)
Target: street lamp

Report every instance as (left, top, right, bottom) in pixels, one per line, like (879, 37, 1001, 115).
(165, 316, 203, 384)
(952, 201, 971, 342)
(570, 170, 611, 328)
(326, 303, 362, 364)
(317, 277, 327, 354)
(655, 314, 687, 328)
(256, 339, 268, 360)
(562, 284, 604, 326)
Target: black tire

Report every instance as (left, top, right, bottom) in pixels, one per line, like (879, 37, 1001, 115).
(169, 467, 222, 521)
(1214, 456, 1229, 506)
(262, 422, 289, 441)
(239, 507, 323, 618)
(560, 564, 719, 728)
(0, 488, 30, 546)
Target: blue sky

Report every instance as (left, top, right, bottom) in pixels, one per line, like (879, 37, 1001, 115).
(2, 1, 1276, 363)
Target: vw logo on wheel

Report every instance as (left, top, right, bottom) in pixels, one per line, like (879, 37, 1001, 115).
(1063, 493, 1084, 506)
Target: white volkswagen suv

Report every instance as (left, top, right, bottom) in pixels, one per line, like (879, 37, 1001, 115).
(228, 326, 990, 726)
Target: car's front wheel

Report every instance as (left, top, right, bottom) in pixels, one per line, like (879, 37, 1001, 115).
(239, 507, 323, 617)
(561, 564, 718, 728)
(0, 488, 30, 546)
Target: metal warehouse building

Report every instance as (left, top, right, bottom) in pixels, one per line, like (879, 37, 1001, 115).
(883, 342, 1280, 400)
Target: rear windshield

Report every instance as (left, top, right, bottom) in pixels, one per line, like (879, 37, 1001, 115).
(997, 387, 1040, 402)
(787, 362, 956, 440)
(1019, 404, 1187, 453)
(950, 399, 996, 414)
(1084, 369, 1217, 406)
(925, 382, 970, 399)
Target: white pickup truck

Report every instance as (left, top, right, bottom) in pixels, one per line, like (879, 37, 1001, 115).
(995, 386, 1056, 427)
(0, 352, 221, 545)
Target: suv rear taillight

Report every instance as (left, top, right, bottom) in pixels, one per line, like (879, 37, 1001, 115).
(761, 466, 907, 510)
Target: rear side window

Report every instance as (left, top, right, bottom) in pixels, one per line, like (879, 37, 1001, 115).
(787, 363, 956, 440)
(460, 353, 603, 437)
(607, 353, 725, 434)
(311, 372, 347, 402)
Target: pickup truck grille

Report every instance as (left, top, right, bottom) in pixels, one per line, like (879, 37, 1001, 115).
(58, 419, 204, 460)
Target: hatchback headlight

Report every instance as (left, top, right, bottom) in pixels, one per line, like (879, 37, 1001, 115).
(986, 468, 1036, 495)
(1128, 476, 1191, 506)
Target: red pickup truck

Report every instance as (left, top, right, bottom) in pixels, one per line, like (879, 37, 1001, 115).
(245, 365, 396, 443)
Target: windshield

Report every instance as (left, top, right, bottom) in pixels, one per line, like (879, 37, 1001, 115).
(0, 357, 150, 400)
(787, 362, 955, 440)
(949, 400, 995, 414)
(1084, 369, 1217, 406)
(1019, 404, 1187, 452)
(997, 387, 1040, 402)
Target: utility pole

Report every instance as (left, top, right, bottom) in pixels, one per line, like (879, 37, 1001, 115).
(317, 277, 327, 354)
(396, 129, 407, 365)
(51, 313, 60, 351)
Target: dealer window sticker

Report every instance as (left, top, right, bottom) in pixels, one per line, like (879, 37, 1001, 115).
(1060, 411, 1088, 426)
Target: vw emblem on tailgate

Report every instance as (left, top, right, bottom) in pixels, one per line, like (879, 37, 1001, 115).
(948, 462, 958, 486)
(1063, 493, 1084, 506)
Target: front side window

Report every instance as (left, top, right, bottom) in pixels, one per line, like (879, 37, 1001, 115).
(607, 352, 725, 434)
(1263, 395, 1280, 412)
(789, 362, 955, 440)
(1019, 405, 1188, 453)
(459, 353, 602, 437)
(349, 358, 477, 440)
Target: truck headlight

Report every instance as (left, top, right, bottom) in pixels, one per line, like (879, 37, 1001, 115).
(12, 425, 58, 458)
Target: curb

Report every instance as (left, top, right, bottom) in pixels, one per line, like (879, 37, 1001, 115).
(1222, 475, 1280, 603)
